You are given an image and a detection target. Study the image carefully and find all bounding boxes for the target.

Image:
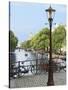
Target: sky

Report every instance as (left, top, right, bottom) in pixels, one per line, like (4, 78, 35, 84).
(10, 2, 66, 43)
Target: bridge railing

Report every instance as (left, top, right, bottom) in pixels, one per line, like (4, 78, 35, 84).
(9, 58, 66, 79)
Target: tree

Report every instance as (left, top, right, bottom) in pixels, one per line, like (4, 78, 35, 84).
(21, 40, 31, 49)
(20, 25, 66, 54)
(52, 25, 66, 54)
(30, 28, 49, 51)
(9, 30, 18, 52)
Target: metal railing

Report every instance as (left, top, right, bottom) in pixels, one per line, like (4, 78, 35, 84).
(9, 58, 66, 79)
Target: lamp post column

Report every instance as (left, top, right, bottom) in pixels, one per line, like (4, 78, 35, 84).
(47, 18, 54, 86)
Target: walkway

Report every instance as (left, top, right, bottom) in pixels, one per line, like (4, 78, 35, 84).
(10, 71, 66, 88)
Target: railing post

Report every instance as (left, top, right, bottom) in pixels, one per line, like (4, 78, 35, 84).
(18, 61, 20, 77)
(36, 59, 38, 74)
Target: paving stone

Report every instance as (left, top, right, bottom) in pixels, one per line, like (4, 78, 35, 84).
(10, 71, 66, 88)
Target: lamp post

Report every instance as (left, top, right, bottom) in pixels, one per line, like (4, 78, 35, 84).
(45, 5, 56, 86)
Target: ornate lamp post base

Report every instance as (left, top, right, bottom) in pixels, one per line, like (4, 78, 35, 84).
(47, 81, 54, 86)
(47, 67, 54, 86)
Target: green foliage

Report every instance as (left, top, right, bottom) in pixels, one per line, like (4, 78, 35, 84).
(52, 25, 66, 53)
(9, 30, 18, 52)
(21, 40, 31, 49)
(30, 28, 49, 50)
(21, 25, 66, 53)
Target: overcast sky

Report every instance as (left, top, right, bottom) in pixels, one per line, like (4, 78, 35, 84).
(10, 2, 66, 42)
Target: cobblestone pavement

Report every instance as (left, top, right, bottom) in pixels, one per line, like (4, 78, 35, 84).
(10, 71, 66, 88)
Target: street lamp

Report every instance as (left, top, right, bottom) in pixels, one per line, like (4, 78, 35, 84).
(45, 5, 56, 86)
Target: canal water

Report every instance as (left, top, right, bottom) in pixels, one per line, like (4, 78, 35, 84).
(15, 49, 37, 62)
(10, 49, 48, 75)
